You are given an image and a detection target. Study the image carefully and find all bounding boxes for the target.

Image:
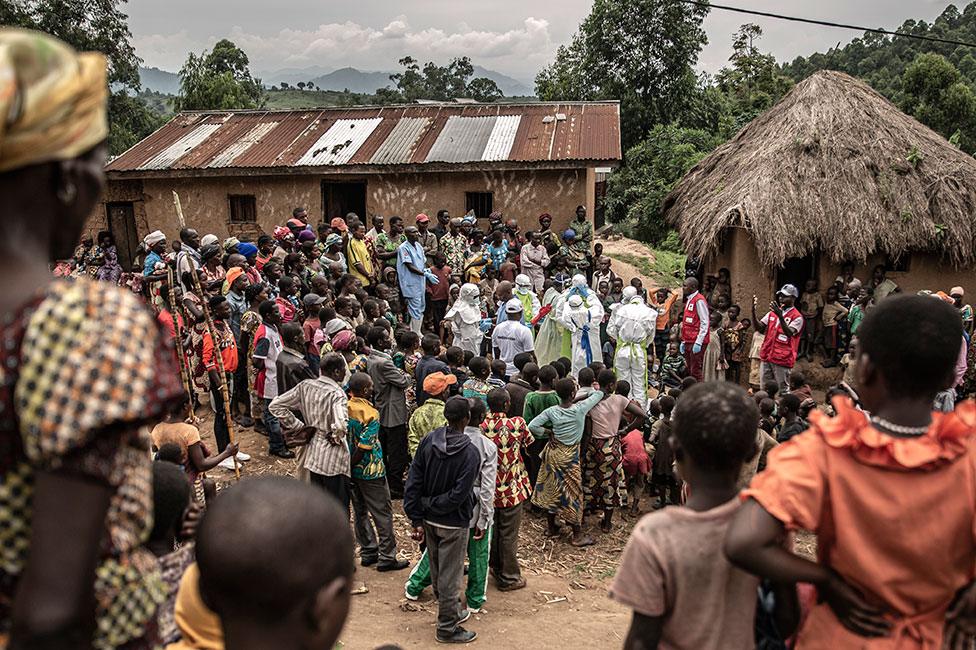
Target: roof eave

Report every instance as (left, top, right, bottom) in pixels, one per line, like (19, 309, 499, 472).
(105, 159, 621, 180)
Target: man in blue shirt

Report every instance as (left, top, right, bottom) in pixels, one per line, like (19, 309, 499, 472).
(397, 226, 439, 334)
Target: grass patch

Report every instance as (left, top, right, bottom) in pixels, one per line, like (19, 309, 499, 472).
(608, 246, 685, 288)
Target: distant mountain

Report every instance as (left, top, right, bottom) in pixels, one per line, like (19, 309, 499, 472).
(274, 65, 533, 97)
(310, 67, 393, 93)
(471, 66, 532, 97)
(139, 66, 181, 95)
(140, 63, 535, 99)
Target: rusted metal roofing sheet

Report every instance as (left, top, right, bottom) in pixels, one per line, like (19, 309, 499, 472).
(137, 122, 222, 170)
(106, 102, 620, 173)
(369, 117, 432, 164)
(425, 116, 496, 163)
(206, 121, 278, 168)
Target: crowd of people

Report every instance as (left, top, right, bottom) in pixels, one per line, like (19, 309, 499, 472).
(8, 27, 976, 650)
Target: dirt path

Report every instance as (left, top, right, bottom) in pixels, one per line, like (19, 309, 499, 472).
(199, 416, 632, 649)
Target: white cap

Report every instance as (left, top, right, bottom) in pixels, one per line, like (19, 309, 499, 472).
(622, 286, 638, 300)
(567, 295, 584, 308)
(777, 284, 799, 298)
(201, 234, 219, 247)
(572, 274, 587, 288)
(143, 230, 165, 246)
(505, 298, 524, 314)
(515, 274, 531, 288)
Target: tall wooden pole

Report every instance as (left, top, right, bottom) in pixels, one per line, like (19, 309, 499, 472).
(174, 190, 240, 480)
(165, 266, 196, 423)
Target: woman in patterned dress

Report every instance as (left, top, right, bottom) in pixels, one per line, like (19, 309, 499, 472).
(181, 270, 210, 398)
(0, 30, 183, 648)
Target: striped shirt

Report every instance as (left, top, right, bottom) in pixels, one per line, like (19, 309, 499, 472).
(269, 376, 350, 477)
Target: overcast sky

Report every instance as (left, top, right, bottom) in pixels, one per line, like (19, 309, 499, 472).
(128, 0, 955, 82)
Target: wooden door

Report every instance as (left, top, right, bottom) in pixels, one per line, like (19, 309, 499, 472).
(106, 202, 139, 271)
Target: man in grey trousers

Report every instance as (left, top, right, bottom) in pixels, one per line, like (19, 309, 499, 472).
(403, 397, 481, 644)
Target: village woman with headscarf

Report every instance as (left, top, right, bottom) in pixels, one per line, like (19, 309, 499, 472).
(445, 283, 486, 356)
(0, 29, 184, 648)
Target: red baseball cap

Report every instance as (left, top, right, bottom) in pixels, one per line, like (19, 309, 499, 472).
(416, 213, 430, 223)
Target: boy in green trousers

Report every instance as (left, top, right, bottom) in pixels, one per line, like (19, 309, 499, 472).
(405, 398, 498, 615)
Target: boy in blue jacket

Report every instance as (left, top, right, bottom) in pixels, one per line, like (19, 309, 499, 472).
(403, 396, 482, 644)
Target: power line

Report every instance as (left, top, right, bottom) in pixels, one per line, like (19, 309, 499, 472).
(680, 0, 976, 49)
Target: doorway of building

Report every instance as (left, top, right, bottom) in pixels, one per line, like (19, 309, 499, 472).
(322, 181, 367, 221)
(106, 202, 139, 271)
(776, 254, 818, 293)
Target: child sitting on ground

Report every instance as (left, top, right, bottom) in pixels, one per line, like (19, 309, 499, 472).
(194, 477, 354, 650)
(661, 342, 686, 389)
(612, 382, 797, 649)
(727, 295, 976, 648)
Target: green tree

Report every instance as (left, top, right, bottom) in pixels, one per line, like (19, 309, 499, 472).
(534, 0, 710, 149)
(714, 24, 794, 134)
(177, 39, 265, 111)
(297, 82, 306, 91)
(604, 124, 722, 243)
(378, 56, 503, 103)
(901, 52, 976, 152)
(1, 0, 160, 154)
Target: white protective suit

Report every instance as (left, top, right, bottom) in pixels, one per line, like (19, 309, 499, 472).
(513, 274, 542, 324)
(446, 283, 484, 356)
(557, 276, 605, 375)
(606, 286, 658, 408)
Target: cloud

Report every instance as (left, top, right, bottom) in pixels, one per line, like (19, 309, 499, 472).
(135, 17, 551, 79)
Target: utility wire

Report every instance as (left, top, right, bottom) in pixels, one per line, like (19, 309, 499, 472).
(680, 0, 976, 49)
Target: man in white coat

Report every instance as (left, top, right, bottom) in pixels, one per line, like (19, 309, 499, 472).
(606, 286, 658, 409)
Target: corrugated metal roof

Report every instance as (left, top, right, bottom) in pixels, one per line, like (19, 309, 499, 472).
(296, 117, 384, 166)
(107, 102, 620, 173)
(426, 116, 496, 163)
(482, 115, 521, 161)
(137, 123, 223, 170)
(206, 121, 278, 168)
(369, 117, 432, 164)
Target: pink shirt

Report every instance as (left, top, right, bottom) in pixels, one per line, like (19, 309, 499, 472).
(610, 499, 758, 650)
(588, 394, 630, 439)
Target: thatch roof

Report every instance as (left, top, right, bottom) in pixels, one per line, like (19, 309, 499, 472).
(663, 70, 976, 268)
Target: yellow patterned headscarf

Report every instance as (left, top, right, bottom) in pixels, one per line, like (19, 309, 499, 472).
(0, 28, 108, 173)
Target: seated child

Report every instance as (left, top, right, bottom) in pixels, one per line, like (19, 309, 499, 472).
(726, 295, 976, 648)
(661, 342, 686, 389)
(611, 382, 796, 649)
(195, 477, 354, 650)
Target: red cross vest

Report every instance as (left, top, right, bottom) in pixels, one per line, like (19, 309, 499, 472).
(760, 307, 803, 368)
(680, 293, 710, 346)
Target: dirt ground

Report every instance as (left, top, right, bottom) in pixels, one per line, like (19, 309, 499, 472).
(199, 415, 631, 649)
(597, 236, 663, 290)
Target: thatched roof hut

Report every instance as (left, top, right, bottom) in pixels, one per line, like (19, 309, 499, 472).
(663, 70, 976, 270)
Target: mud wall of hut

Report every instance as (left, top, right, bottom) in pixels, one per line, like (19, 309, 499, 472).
(703, 228, 976, 309)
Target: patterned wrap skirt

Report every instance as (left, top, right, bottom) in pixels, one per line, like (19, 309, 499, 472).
(583, 436, 628, 510)
(531, 439, 583, 525)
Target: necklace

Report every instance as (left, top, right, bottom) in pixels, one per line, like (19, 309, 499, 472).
(869, 415, 930, 436)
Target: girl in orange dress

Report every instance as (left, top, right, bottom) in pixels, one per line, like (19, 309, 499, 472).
(726, 295, 976, 649)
